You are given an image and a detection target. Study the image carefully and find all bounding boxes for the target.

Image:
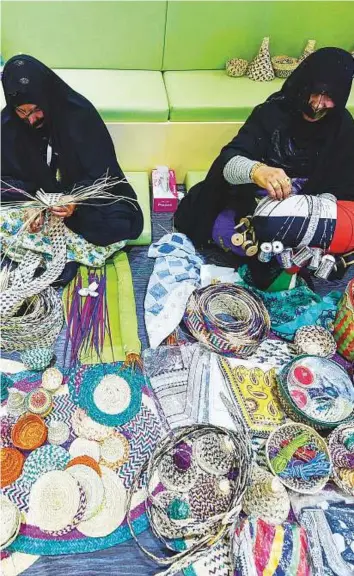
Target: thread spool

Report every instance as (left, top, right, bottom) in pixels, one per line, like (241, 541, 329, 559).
(292, 246, 313, 267)
(272, 241, 284, 254)
(258, 242, 272, 262)
(231, 232, 245, 247)
(314, 255, 336, 280)
(243, 240, 259, 257)
(277, 248, 293, 269)
(234, 219, 250, 233)
(308, 247, 323, 271)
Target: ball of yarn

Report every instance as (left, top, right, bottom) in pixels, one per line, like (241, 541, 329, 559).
(21, 348, 53, 371)
(167, 497, 190, 520)
(173, 446, 192, 471)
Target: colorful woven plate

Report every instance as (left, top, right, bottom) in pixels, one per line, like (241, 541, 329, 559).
(25, 388, 53, 417)
(41, 367, 63, 392)
(266, 422, 332, 494)
(76, 466, 126, 537)
(47, 420, 70, 445)
(0, 447, 25, 488)
(28, 470, 84, 533)
(277, 356, 354, 429)
(21, 445, 70, 487)
(77, 365, 142, 427)
(66, 464, 104, 521)
(66, 456, 102, 477)
(11, 414, 47, 450)
(0, 495, 21, 550)
(328, 422, 354, 496)
(195, 433, 234, 476)
(99, 433, 130, 470)
(69, 437, 101, 462)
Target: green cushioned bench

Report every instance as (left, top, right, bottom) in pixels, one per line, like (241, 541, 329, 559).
(185, 171, 208, 192)
(55, 70, 168, 123)
(164, 72, 354, 122)
(125, 172, 151, 246)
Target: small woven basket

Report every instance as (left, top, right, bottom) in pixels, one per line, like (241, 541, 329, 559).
(226, 58, 249, 77)
(271, 55, 299, 78)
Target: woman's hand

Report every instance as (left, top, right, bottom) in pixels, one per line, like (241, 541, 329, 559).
(26, 209, 44, 233)
(252, 165, 291, 200)
(50, 203, 76, 218)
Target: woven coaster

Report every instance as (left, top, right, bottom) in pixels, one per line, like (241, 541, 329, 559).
(195, 433, 234, 476)
(11, 414, 47, 450)
(25, 388, 53, 417)
(0, 495, 21, 550)
(66, 464, 104, 521)
(189, 473, 232, 520)
(42, 367, 63, 392)
(29, 470, 83, 533)
(77, 466, 126, 537)
(158, 454, 198, 493)
(66, 456, 102, 477)
(47, 421, 70, 445)
(0, 447, 25, 488)
(22, 445, 70, 487)
(69, 437, 101, 462)
(99, 433, 130, 470)
(71, 408, 112, 441)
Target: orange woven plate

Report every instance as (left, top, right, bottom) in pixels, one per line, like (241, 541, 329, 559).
(66, 455, 102, 477)
(0, 447, 25, 488)
(11, 414, 48, 450)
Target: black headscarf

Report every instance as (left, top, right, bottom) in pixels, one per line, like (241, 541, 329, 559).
(175, 47, 354, 247)
(1, 55, 143, 246)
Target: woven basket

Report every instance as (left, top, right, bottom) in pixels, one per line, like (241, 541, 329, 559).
(328, 423, 354, 497)
(226, 58, 248, 77)
(277, 356, 354, 430)
(271, 55, 299, 78)
(333, 279, 354, 361)
(12, 414, 47, 450)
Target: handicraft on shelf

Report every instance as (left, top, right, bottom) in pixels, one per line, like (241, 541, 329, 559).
(277, 355, 354, 430)
(247, 37, 275, 81)
(266, 422, 332, 494)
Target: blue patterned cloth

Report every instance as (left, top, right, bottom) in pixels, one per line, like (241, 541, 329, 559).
(145, 233, 203, 347)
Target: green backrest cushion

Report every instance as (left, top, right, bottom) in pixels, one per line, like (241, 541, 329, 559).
(1, 1, 167, 70)
(163, 1, 354, 70)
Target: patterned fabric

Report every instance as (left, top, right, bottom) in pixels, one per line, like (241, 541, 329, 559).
(233, 517, 311, 576)
(144, 233, 203, 348)
(143, 344, 210, 428)
(237, 265, 341, 340)
(217, 357, 285, 437)
(0, 207, 126, 267)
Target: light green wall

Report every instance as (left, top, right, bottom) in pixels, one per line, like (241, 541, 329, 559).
(1, 1, 167, 70)
(163, 1, 354, 70)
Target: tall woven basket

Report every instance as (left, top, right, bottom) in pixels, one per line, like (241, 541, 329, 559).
(333, 279, 354, 361)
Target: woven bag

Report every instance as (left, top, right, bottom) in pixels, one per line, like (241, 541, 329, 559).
(226, 58, 248, 77)
(247, 37, 275, 82)
(271, 55, 299, 78)
(333, 278, 354, 361)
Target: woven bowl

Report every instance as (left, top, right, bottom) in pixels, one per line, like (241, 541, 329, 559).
(226, 58, 249, 77)
(271, 55, 299, 78)
(11, 414, 47, 450)
(328, 422, 354, 497)
(294, 325, 337, 358)
(266, 422, 331, 494)
(277, 355, 354, 430)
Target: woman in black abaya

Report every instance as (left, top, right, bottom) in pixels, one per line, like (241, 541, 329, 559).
(175, 48, 354, 286)
(1, 55, 143, 282)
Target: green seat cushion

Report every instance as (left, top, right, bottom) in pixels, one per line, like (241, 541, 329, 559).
(125, 172, 151, 246)
(54, 70, 169, 122)
(164, 71, 354, 122)
(185, 171, 208, 192)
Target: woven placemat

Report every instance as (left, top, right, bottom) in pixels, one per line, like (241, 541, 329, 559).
(69, 437, 101, 461)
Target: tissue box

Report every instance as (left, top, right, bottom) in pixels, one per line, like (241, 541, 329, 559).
(152, 167, 178, 213)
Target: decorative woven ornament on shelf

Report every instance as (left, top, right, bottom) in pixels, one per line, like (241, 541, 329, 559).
(11, 413, 48, 450)
(126, 424, 252, 574)
(247, 37, 275, 82)
(333, 278, 354, 361)
(226, 58, 249, 77)
(271, 55, 299, 78)
(183, 283, 270, 357)
(328, 422, 354, 496)
(266, 422, 331, 494)
(277, 356, 354, 430)
(298, 39, 316, 62)
(242, 464, 290, 524)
